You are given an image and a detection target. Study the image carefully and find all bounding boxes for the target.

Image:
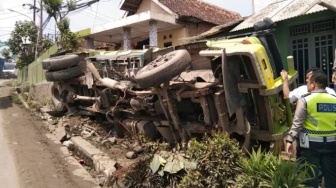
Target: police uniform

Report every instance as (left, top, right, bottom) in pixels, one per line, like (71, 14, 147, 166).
(286, 90, 336, 188)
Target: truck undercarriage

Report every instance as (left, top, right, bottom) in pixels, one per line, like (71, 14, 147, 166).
(44, 19, 298, 154)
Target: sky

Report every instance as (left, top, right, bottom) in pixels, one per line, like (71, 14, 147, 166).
(0, 0, 253, 42)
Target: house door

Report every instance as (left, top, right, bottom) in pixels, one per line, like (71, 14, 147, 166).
(289, 18, 335, 87)
(292, 37, 309, 85)
(314, 34, 334, 87)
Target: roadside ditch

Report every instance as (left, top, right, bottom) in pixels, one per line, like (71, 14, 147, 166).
(11, 84, 148, 187)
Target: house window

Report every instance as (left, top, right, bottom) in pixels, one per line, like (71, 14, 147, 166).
(312, 19, 335, 33)
(169, 34, 172, 38)
(163, 36, 167, 40)
(164, 42, 172, 47)
(290, 23, 310, 36)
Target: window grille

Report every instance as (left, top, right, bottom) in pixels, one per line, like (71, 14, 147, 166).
(312, 19, 335, 33)
(290, 23, 310, 36)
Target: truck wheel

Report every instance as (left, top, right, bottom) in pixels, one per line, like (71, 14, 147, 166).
(135, 49, 191, 88)
(50, 83, 66, 112)
(42, 54, 79, 71)
(45, 65, 84, 81)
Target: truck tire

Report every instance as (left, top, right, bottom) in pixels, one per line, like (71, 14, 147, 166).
(135, 49, 191, 88)
(45, 65, 84, 81)
(50, 82, 66, 112)
(42, 54, 79, 71)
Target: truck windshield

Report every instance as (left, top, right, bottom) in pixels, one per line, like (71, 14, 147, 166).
(4, 64, 15, 70)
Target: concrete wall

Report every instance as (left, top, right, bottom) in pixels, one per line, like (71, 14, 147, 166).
(186, 22, 216, 38)
(30, 82, 53, 102)
(158, 27, 187, 47)
(137, 0, 169, 15)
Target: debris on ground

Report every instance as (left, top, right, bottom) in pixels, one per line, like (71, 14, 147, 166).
(35, 106, 146, 187)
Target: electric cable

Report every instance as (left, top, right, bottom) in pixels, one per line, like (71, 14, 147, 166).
(92, 2, 99, 27)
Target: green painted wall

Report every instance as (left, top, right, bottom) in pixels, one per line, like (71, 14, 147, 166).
(28, 45, 58, 84)
(17, 28, 92, 84)
(273, 10, 336, 70)
(228, 10, 336, 72)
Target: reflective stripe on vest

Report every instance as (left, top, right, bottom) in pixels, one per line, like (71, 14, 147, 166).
(303, 92, 336, 137)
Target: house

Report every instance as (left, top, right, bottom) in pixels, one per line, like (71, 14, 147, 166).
(86, 0, 241, 50)
(230, 0, 336, 87)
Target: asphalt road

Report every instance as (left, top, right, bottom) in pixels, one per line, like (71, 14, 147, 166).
(0, 79, 99, 188)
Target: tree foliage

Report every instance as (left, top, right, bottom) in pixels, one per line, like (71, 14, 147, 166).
(7, 21, 38, 69)
(1, 48, 12, 63)
(43, 0, 82, 51)
(6, 20, 54, 69)
(7, 21, 38, 56)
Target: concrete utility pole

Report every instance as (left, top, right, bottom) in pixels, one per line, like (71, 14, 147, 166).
(252, 0, 255, 14)
(33, 0, 36, 24)
(40, 0, 43, 38)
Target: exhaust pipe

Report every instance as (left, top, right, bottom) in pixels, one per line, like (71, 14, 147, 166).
(86, 59, 126, 91)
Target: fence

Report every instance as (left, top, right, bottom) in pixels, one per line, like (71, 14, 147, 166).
(17, 45, 57, 84)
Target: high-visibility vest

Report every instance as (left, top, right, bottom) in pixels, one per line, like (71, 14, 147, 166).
(302, 92, 336, 137)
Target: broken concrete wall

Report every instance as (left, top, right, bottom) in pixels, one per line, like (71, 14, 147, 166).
(29, 81, 53, 104)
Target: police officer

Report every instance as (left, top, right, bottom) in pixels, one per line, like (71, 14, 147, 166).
(285, 71, 336, 188)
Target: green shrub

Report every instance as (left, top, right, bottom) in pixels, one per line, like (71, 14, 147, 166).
(5, 80, 19, 87)
(20, 82, 31, 92)
(235, 148, 314, 188)
(179, 132, 243, 188)
(124, 157, 167, 188)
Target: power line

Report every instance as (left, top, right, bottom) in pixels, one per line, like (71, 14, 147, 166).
(85, 7, 114, 20)
(0, 12, 33, 21)
(0, 5, 23, 12)
(68, 8, 112, 24)
(0, 8, 27, 16)
(43, 28, 56, 32)
(0, 33, 11, 37)
(92, 2, 99, 27)
(82, 10, 110, 22)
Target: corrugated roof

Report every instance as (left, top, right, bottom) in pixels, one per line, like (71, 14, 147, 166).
(232, 0, 336, 32)
(185, 18, 244, 40)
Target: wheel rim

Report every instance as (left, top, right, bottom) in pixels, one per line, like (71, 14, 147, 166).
(51, 85, 64, 111)
(140, 53, 175, 72)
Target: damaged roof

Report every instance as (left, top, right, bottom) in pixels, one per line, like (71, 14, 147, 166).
(232, 0, 336, 31)
(120, 0, 242, 25)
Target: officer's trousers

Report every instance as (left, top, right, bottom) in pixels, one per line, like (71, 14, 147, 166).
(299, 141, 336, 188)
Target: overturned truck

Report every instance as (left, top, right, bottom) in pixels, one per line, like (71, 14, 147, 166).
(43, 20, 297, 153)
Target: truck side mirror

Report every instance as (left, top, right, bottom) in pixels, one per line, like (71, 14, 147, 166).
(253, 17, 275, 32)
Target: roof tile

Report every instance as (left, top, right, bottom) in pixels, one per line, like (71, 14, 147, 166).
(158, 0, 242, 25)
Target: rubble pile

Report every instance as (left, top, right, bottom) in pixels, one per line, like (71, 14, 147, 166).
(36, 107, 146, 187)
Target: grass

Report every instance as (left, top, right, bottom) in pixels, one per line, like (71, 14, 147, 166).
(10, 90, 22, 105)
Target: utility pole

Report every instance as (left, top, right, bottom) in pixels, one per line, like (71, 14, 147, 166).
(252, 0, 255, 14)
(33, 0, 36, 24)
(40, 0, 43, 39)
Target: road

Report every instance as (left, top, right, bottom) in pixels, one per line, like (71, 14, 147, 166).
(0, 79, 99, 188)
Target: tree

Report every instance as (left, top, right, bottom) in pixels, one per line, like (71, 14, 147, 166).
(1, 48, 12, 63)
(7, 21, 38, 69)
(43, 0, 82, 51)
(6, 20, 56, 69)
